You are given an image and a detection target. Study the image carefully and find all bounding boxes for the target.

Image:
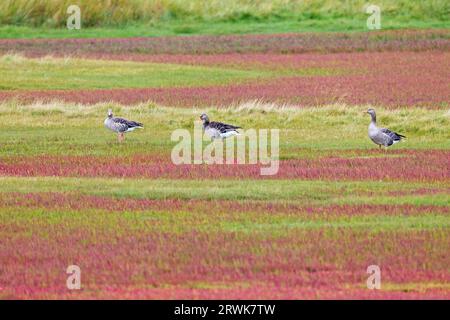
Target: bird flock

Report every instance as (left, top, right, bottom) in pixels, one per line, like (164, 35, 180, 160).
(104, 108, 405, 149)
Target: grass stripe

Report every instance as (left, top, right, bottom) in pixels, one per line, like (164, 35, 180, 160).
(0, 177, 448, 204)
(1, 206, 447, 235)
(0, 55, 274, 90)
(223, 215, 450, 233)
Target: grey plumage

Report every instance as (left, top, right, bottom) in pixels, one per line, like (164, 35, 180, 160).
(366, 108, 405, 148)
(200, 113, 241, 139)
(104, 109, 143, 142)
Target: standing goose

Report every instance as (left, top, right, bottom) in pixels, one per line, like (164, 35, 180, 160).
(366, 108, 405, 149)
(200, 113, 241, 140)
(104, 109, 143, 142)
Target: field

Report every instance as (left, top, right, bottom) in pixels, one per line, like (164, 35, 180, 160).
(0, 2, 449, 300)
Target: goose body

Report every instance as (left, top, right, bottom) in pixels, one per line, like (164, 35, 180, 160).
(104, 117, 143, 133)
(366, 109, 405, 148)
(104, 109, 143, 142)
(200, 114, 241, 140)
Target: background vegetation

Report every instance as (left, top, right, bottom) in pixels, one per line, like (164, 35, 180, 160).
(0, 0, 448, 38)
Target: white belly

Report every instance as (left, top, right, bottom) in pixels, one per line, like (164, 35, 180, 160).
(220, 130, 239, 139)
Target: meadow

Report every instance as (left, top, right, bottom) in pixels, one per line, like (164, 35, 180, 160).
(0, 115, 449, 298)
(0, 101, 449, 298)
(0, 9, 449, 299)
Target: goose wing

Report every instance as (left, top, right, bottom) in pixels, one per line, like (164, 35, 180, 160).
(112, 117, 143, 132)
(208, 121, 241, 134)
(380, 128, 405, 142)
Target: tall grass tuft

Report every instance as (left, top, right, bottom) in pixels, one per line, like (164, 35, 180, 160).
(0, 0, 448, 27)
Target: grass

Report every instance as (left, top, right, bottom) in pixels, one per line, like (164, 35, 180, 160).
(223, 215, 450, 232)
(0, 0, 448, 38)
(381, 282, 450, 292)
(0, 24, 448, 298)
(1, 206, 448, 236)
(0, 55, 275, 90)
(0, 177, 448, 204)
(0, 102, 448, 298)
(1, 18, 449, 39)
(0, 102, 448, 157)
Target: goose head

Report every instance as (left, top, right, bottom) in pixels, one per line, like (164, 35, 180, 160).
(366, 108, 376, 122)
(107, 109, 113, 118)
(200, 113, 209, 123)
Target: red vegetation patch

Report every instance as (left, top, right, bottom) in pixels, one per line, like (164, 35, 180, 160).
(1, 30, 448, 56)
(1, 227, 448, 299)
(1, 51, 448, 107)
(0, 150, 448, 181)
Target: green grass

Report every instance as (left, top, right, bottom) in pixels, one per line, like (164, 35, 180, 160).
(0, 102, 448, 157)
(0, 0, 448, 38)
(0, 55, 274, 90)
(1, 18, 449, 39)
(0, 177, 448, 205)
(223, 215, 450, 232)
(0, 55, 337, 90)
(1, 206, 448, 237)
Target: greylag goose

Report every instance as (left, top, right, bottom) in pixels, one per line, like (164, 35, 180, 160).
(366, 108, 405, 149)
(200, 113, 241, 140)
(104, 109, 143, 142)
